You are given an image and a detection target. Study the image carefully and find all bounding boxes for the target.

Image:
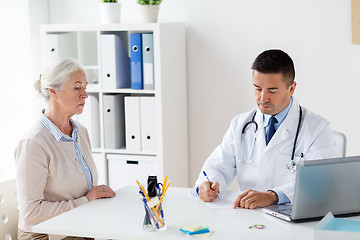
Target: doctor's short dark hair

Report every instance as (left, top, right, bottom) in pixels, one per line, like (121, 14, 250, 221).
(251, 49, 295, 87)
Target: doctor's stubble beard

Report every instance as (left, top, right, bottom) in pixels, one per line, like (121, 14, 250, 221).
(257, 102, 275, 115)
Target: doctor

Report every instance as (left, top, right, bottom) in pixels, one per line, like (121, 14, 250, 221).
(195, 49, 337, 209)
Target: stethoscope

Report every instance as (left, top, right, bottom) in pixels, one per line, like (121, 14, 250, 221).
(240, 106, 303, 173)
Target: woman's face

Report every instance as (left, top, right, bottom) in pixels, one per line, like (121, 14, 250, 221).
(54, 69, 88, 116)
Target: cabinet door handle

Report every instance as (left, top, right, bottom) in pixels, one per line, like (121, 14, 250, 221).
(126, 160, 138, 165)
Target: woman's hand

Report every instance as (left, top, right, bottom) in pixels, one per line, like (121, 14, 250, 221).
(85, 185, 116, 202)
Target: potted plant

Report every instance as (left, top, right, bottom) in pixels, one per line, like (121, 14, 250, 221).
(137, 0, 162, 23)
(99, 0, 121, 24)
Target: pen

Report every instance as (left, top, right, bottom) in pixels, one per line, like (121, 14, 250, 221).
(203, 171, 220, 200)
(156, 180, 170, 223)
(136, 180, 164, 227)
(141, 197, 159, 229)
(138, 190, 159, 229)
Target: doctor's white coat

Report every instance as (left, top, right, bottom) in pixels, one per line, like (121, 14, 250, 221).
(195, 98, 337, 202)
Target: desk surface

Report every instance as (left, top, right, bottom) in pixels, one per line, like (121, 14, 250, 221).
(33, 186, 360, 240)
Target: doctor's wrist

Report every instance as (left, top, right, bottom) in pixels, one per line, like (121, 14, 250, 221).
(267, 190, 279, 204)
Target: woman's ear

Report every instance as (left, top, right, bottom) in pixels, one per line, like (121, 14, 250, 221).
(49, 88, 56, 97)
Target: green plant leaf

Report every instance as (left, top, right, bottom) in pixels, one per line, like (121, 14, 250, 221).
(137, 0, 162, 5)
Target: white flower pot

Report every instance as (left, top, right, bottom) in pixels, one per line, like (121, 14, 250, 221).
(138, 5, 159, 23)
(99, 2, 121, 24)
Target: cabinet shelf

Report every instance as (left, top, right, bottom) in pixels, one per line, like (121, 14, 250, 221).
(40, 22, 183, 33)
(103, 148, 156, 156)
(86, 86, 155, 95)
(40, 22, 189, 189)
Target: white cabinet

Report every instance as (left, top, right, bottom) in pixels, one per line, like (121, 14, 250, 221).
(40, 23, 188, 188)
(107, 154, 157, 191)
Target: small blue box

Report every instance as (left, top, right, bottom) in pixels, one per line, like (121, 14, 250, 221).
(314, 212, 360, 240)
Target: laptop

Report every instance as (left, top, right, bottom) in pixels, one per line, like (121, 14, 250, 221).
(263, 156, 360, 222)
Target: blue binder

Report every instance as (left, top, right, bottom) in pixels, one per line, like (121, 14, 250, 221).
(142, 33, 155, 90)
(130, 33, 143, 89)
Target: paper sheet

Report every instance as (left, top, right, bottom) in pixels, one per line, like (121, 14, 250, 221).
(205, 191, 238, 209)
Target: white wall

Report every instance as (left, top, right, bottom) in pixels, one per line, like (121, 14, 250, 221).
(175, 0, 360, 186)
(0, 1, 33, 176)
(0, 1, 49, 177)
(44, 0, 360, 187)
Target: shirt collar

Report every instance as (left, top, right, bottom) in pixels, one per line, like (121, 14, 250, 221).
(39, 109, 79, 142)
(263, 97, 293, 128)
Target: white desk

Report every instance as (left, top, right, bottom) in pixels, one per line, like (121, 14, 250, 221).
(32, 186, 360, 240)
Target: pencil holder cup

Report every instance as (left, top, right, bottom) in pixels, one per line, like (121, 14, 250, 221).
(139, 196, 166, 231)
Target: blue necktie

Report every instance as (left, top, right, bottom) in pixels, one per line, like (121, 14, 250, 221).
(266, 116, 278, 145)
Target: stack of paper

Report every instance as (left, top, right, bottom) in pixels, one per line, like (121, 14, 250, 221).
(180, 224, 213, 236)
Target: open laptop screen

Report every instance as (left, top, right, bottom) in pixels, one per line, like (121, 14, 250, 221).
(264, 156, 360, 222)
(291, 156, 360, 220)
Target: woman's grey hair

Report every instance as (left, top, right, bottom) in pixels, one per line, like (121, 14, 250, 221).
(34, 58, 84, 101)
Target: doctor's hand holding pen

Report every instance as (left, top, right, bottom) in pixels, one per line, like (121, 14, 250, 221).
(198, 181, 220, 202)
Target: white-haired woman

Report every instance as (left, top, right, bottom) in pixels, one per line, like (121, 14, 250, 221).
(15, 58, 116, 240)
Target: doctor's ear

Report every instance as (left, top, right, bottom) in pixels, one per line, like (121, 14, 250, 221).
(288, 81, 297, 95)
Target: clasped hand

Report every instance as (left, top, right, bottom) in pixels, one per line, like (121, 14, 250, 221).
(232, 189, 279, 209)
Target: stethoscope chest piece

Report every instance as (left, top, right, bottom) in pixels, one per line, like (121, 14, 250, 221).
(286, 161, 297, 173)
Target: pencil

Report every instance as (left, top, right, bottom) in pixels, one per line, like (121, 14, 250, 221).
(163, 176, 168, 191)
(156, 181, 170, 211)
(136, 180, 150, 202)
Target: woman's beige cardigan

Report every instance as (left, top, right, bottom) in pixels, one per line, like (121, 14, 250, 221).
(15, 120, 98, 232)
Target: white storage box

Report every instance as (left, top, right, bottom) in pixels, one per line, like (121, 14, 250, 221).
(314, 212, 360, 240)
(107, 154, 157, 191)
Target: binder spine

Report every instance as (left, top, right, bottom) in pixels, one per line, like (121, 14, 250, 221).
(142, 33, 155, 90)
(100, 34, 130, 89)
(103, 94, 125, 149)
(130, 33, 143, 90)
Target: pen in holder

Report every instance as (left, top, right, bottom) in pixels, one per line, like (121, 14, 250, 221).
(139, 194, 166, 231)
(137, 176, 170, 232)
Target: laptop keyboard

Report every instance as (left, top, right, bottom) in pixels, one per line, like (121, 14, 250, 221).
(279, 208, 292, 216)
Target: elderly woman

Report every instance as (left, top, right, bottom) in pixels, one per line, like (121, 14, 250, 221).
(15, 58, 116, 240)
